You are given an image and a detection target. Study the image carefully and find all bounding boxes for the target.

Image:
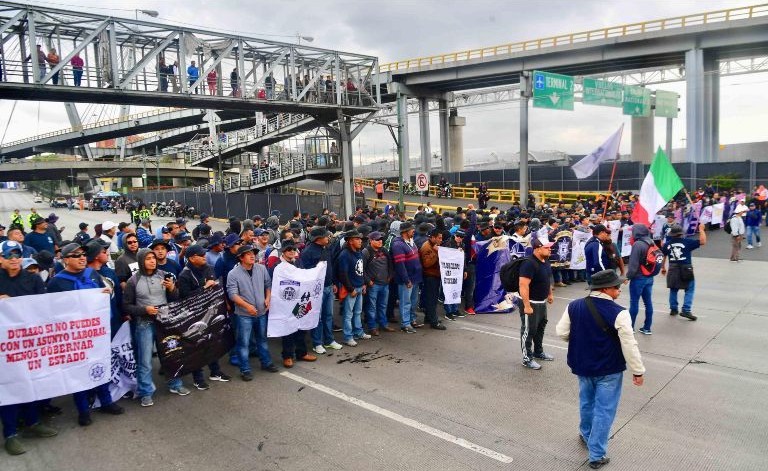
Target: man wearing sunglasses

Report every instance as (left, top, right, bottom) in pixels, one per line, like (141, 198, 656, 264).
(556, 269, 645, 470)
(47, 243, 125, 427)
(0, 241, 58, 456)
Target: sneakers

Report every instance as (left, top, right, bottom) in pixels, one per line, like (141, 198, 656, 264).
(554, 282, 567, 287)
(193, 381, 211, 390)
(77, 412, 92, 426)
(533, 352, 554, 361)
(430, 323, 447, 330)
(454, 311, 467, 318)
(299, 353, 317, 362)
(589, 457, 611, 469)
(23, 423, 58, 438)
(445, 313, 456, 321)
(324, 341, 343, 350)
(356, 333, 372, 340)
(313, 345, 327, 354)
(140, 396, 154, 407)
(759, 242, 763, 247)
(401, 326, 416, 334)
(670, 309, 679, 316)
(464, 307, 476, 315)
(98, 403, 125, 415)
(680, 312, 698, 321)
(209, 372, 231, 382)
(345, 339, 358, 347)
(261, 364, 279, 373)
(522, 359, 542, 370)
(4, 436, 25, 455)
(638, 328, 652, 335)
(747, 244, 754, 249)
(283, 358, 294, 368)
(169, 385, 192, 396)
(241, 372, 254, 382)
(332, 324, 342, 332)
(411, 321, 424, 328)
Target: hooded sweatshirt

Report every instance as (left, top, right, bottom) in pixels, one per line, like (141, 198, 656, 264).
(122, 248, 179, 321)
(626, 224, 653, 279)
(115, 233, 140, 283)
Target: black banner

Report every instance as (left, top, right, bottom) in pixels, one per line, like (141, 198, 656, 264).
(154, 286, 234, 378)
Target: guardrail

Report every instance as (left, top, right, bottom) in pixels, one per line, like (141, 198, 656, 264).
(354, 178, 605, 205)
(379, 4, 768, 72)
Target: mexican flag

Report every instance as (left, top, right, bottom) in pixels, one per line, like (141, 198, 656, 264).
(632, 147, 683, 226)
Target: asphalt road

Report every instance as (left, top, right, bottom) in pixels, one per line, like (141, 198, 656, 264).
(2, 189, 768, 471)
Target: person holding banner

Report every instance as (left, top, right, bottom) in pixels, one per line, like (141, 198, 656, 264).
(226, 245, 276, 381)
(47, 243, 125, 426)
(442, 230, 468, 321)
(123, 248, 181, 406)
(0, 241, 58, 456)
(177, 244, 232, 387)
(419, 228, 447, 331)
(362, 231, 395, 335)
(266, 240, 317, 367)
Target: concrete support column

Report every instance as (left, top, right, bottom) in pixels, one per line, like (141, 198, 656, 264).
(338, 110, 354, 219)
(519, 72, 529, 208)
(665, 118, 673, 162)
(418, 97, 431, 176)
(686, 48, 719, 163)
(439, 99, 451, 173)
(631, 115, 654, 164)
(448, 110, 465, 174)
(397, 93, 410, 182)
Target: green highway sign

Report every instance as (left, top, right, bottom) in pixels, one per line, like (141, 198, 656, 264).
(532, 70, 574, 111)
(623, 85, 651, 117)
(654, 90, 679, 118)
(582, 78, 623, 107)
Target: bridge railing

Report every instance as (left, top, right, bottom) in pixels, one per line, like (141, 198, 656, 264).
(193, 152, 341, 192)
(379, 3, 768, 72)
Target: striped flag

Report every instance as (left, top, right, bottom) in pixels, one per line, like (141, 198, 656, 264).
(632, 147, 683, 226)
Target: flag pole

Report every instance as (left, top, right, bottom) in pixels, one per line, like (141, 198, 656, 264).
(601, 125, 624, 220)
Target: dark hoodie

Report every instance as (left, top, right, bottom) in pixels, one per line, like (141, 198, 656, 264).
(122, 248, 179, 321)
(626, 224, 653, 279)
(115, 232, 140, 283)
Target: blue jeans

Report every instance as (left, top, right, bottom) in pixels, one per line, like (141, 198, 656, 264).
(746, 225, 761, 245)
(134, 319, 157, 399)
(578, 372, 624, 462)
(398, 283, 418, 328)
(73, 383, 112, 413)
(670, 279, 696, 313)
(236, 314, 272, 373)
(629, 277, 654, 330)
(311, 286, 336, 347)
(444, 303, 459, 315)
(342, 287, 365, 341)
(1, 403, 40, 438)
(366, 283, 389, 329)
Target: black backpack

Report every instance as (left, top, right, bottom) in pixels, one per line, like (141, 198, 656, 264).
(723, 217, 733, 234)
(500, 256, 531, 292)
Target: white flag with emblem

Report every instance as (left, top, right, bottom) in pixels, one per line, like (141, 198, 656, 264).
(572, 124, 624, 179)
(267, 262, 326, 337)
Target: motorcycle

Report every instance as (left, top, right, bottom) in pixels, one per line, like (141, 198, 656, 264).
(154, 202, 168, 218)
(437, 183, 453, 199)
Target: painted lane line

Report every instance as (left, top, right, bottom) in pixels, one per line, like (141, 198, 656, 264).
(459, 326, 568, 351)
(280, 371, 514, 464)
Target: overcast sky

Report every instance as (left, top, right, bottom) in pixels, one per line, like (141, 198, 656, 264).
(2, 0, 766, 165)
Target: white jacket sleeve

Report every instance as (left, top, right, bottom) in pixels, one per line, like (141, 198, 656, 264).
(614, 310, 645, 375)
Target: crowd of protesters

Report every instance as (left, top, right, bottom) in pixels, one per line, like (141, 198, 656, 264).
(0, 181, 763, 465)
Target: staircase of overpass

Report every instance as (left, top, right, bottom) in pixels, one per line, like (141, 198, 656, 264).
(193, 151, 341, 193)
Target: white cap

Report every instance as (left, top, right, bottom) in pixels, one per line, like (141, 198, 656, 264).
(102, 221, 117, 231)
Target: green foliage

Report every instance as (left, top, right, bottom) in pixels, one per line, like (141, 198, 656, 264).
(706, 173, 740, 191)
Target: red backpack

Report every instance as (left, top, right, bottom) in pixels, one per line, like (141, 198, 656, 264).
(640, 242, 664, 276)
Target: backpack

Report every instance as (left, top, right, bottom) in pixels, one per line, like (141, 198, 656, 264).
(54, 267, 102, 290)
(500, 256, 530, 292)
(723, 217, 733, 234)
(640, 242, 664, 277)
(383, 233, 396, 251)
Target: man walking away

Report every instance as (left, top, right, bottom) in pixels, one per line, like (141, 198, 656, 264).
(518, 238, 555, 370)
(661, 223, 706, 321)
(556, 269, 645, 469)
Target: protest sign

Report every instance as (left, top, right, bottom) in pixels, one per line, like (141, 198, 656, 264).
(267, 261, 326, 337)
(0, 290, 111, 406)
(437, 247, 464, 305)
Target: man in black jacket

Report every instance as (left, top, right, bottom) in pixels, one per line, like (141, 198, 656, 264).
(362, 231, 395, 335)
(177, 244, 231, 387)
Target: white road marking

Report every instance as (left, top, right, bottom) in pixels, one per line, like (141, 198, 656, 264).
(459, 326, 568, 351)
(280, 371, 514, 464)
